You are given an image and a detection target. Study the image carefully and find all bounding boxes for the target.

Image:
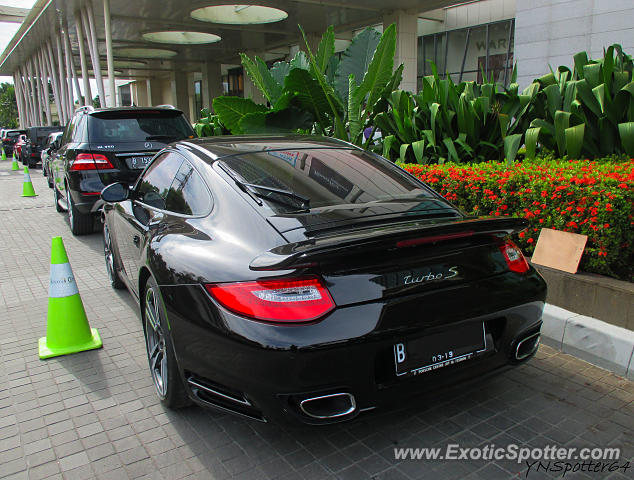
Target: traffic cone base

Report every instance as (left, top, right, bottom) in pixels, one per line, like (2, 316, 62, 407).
(21, 166, 37, 197)
(11, 158, 19, 171)
(39, 237, 102, 359)
(38, 328, 102, 359)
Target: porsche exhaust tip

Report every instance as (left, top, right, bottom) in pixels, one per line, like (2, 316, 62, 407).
(299, 393, 356, 419)
(515, 332, 541, 360)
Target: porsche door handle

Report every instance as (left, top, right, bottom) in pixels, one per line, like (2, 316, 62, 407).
(133, 235, 140, 246)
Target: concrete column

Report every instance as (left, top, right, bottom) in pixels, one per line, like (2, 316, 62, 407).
(13, 72, 25, 128)
(383, 10, 418, 92)
(134, 80, 149, 106)
(103, 0, 116, 107)
(75, 12, 92, 106)
(146, 78, 162, 106)
(44, 41, 62, 125)
(37, 49, 52, 125)
(55, 33, 68, 123)
(242, 50, 266, 104)
(171, 71, 190, 120)
(84, 4, 106, 107)
(201, 61, 222, 111)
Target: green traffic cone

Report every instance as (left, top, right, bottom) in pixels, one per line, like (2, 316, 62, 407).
(11, 154, 19, 171)
(1, 148, 6, 161)
(39, 237, 102, 359)
(21, 166, 37, 197)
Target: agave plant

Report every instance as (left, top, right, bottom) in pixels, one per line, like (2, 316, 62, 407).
(525, 44, 634, 159)
(375, 64, 536, 164)
(211, 24, 403, 147)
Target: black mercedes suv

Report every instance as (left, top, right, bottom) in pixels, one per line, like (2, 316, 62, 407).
(52, 106, 195, 235)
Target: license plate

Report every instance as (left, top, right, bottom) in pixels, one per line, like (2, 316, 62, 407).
(394, 322, 487, 377)
(128, 156, 153, 169)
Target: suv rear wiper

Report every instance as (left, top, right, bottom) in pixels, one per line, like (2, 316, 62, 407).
(217, 161, 310, 210)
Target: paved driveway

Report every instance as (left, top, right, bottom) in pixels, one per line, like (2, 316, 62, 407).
(0, 161, 632, 480)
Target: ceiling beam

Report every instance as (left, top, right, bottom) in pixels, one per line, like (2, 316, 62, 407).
(289, 0, 382, 12)
(0, 6, 30, 23)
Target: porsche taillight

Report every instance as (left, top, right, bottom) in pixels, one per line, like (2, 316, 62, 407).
(205, 276, 335, 323)
(69, 153, 114, 171)
(499, 240, 530, 274)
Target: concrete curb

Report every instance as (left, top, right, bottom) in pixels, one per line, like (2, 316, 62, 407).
(541, 303, 634, 380)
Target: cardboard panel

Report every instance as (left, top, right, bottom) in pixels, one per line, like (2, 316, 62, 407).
(531, 228, 588, 274)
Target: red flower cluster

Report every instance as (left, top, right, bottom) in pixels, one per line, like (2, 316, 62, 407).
(402, 158, 634, 280)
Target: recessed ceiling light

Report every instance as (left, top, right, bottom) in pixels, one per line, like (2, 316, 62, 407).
(142, 31, 221, 44)
(115, 47, 178, 59)
(191, 4, 288, 25)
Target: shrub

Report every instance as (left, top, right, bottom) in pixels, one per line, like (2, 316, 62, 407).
(401, 157, 634, 281)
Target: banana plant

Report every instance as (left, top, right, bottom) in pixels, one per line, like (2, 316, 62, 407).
(211, 24, 403, 147)
(525, 44, 634, 159)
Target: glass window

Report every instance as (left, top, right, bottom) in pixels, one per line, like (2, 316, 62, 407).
(194, 80, 202, 117)
(87, 111, 194, 143)
(220, 148, 451, 215)
(417, 19, 515, 88)
(119, 84, 132, 106)
(165, 161, 211, 215)
(136, 153, 184, 209)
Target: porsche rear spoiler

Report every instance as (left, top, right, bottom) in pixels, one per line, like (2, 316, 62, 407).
(250, 217, 528, 271)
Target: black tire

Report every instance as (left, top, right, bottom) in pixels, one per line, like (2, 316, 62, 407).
(67, 188, 93, 236)
(53, 186, 64, 212)
(47, 171, 53, 189)
(143, 276, 191, 409)
(103, 222, 125, 290)
(42, 164, 47, 176)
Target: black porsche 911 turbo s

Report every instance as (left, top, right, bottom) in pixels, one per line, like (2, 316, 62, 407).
(101, 135, 547, 425)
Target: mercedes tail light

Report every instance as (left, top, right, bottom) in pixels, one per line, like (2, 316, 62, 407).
(499, 240, 530, 274)
(205, 276, 335, 323)
(69, 153, 114, 171)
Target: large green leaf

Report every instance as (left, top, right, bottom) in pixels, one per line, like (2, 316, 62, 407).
(411, 140, 426, 164)
(554, 110, 571, 156)
(240, 54, 282, 104)
(618, 122, 634, 156)
(238, 107, 314, 134)
(348, 75, 363, 143)
(270, 61, 291, 86)
(284, 68, 332, 131)
(573, 51, 589, 79)
(334, 27, 381, 102)
(382, 134, 396, 160)
(583, 63, 602, 89)
(503, 133, 523, 164)
(358, 24, 397, 114)
(442, 138, 459, 163)
(315, 26, 335, 74)
(564, 123, 585, 159)
(299, 26, 346, 139)
(525, 127, 541, 159)
(290, 51, 310, 71)
(212, 96, 267, 134)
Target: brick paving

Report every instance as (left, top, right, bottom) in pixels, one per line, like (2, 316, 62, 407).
(0, 160, 632, 480)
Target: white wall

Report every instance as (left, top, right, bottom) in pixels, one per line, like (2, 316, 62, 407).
(515, 0, 634, 88)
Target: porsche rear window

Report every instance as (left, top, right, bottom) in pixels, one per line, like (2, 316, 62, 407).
(220, 148, 452, 213)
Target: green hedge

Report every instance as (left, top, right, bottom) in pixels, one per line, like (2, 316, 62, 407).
(401, 157, 634, 281)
